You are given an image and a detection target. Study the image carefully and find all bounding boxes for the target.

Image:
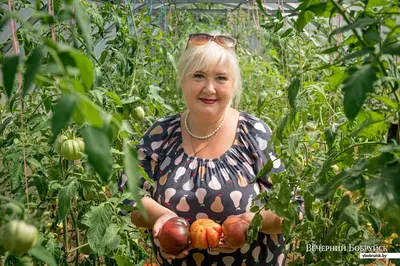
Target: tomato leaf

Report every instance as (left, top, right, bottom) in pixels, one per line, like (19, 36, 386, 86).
(366, 164, 400, 210)
(51, 94, 76, 140)
(123, 144, 146, 218)
(287, 78, 301, 108)
(340, 205, 359, 228)
(23, 46, 47, 97)
(70, 51, 94, 91)
(57, 178, 78, 222)
(247, 212, 263, 244)
(2, 55, 19, 99)
(381, 43, 400, 56)
(83, 126, 112, 184)
(72, 0, 92, 51)
(29, 245, 57, 266)
(342, 64, 379, 121)
(78, 99, 103, 128)
(82, 204, 117, 256)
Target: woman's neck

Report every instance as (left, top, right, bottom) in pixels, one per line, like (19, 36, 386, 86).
(186, 108, 229, 137)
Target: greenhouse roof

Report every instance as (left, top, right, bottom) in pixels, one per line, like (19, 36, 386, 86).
(109, 0, 300, 16)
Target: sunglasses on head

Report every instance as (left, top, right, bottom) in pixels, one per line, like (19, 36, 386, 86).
(186, 33, 237, 50)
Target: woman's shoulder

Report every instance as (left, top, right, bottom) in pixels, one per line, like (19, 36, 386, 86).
(142, 113, 181, 138)
(239, 111, 272, 136)
(137, 113, 182, 154)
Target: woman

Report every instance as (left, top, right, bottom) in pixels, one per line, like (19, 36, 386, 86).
(127, 33, 293, 266)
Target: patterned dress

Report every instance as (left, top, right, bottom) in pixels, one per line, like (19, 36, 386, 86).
(121, 111, 294, 266)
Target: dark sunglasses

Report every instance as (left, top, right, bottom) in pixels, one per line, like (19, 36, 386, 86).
(186, 33, 237, 50)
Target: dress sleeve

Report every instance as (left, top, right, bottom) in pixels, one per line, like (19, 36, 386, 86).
(118, 116, 176, 206)
(242, 113, 304, 221)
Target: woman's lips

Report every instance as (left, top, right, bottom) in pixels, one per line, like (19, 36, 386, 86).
(199, 98, 217, 104)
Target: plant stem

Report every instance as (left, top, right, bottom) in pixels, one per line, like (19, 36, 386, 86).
(70, 203, 80, 266)
(333, 142, 387, 161)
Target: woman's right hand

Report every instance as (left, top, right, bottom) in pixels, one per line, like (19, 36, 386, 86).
(153, 213, 193, 260)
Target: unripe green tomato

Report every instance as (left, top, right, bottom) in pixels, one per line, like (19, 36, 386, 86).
(54, 135, 68, 155)
(131, 106, 145, 121)
(0, 220, 39, 255)
(83, 187, 97, 201)
(75, 138, 85, 153)
(61, 139, 83, 160)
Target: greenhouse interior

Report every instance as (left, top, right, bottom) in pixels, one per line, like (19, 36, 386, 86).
(1, 0, 400, 265)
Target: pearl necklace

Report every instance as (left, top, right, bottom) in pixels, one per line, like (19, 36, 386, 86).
(185, 110, 227, 139)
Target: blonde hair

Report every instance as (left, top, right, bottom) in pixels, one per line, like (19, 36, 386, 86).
(176, 34, 242, 108)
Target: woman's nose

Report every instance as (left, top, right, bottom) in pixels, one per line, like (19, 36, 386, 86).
(203, 80, 216, 94)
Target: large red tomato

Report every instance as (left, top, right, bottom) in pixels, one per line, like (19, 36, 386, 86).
(190, 218, 222, 249)
(158, 217, 190, 255)
(222, 217, 249, 246)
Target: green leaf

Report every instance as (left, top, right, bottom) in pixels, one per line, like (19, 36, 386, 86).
(115, 254, 134, 266)
(281, 28, 293, 38)
(27, 157, 42, 168)
(374, 96, 398, 109)
(342, 65, 379, 120)
(51, 94, 76, 139)
(82, 203, 113, 256)
(343, 175, 365, 191)
(287, 78, 301, 108)
(313, 172, 346, 199)
(295, 10, 314, 31)
(256, 159, 273, 179)
(247, 212, 263, 244)
(99, 223, 121, 255)
(256, 0, 268, 16)
(381, 43, 400, 56)
(2, 55, 19, 99)
(124, 144, 146, 217)
(83, 126, 112, 184)
(366, 164, 400, 210)
(303, 191, 314, 221)
(325, 123, 338, 150)
(70, 51, 94, 91)
(78, 99, 103, 127)
(72, 0, 92, 51)
(330, 17, 380, 38)
(340, 205, 359, 228)
(57, 178, 78, 222)
(106, 91, 122, 106)
(23, 46, 47, 97)
(338, 48, 374, 63)
(28, 245, 57, 266)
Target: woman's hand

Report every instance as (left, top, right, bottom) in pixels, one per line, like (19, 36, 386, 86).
(153, 213, 193, 260)
(211, 235, 246, 254)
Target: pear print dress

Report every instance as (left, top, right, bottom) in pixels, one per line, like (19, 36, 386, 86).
(121, 111, 298, 266)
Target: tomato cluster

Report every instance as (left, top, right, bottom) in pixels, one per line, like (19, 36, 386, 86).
(54, 135, 85, 160)
(158, 217, 250, 255)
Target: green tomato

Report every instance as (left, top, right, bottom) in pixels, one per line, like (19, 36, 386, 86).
(54, 135, 68, 155)
(61, 139, 84, 160)
(131, 106, 145, 121)
(82, 187, 97, 201)
(0, 220, 39, 255)
(75, 138, 85, 153)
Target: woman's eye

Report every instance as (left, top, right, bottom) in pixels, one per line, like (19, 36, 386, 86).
(217, 76, 227, 81)
(194, 74, 204, 79)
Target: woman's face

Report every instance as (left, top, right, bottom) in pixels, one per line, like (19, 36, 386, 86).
(181, 62, 235, 120)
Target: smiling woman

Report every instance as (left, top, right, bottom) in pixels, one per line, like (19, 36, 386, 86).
(124, 32, 304, 266)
